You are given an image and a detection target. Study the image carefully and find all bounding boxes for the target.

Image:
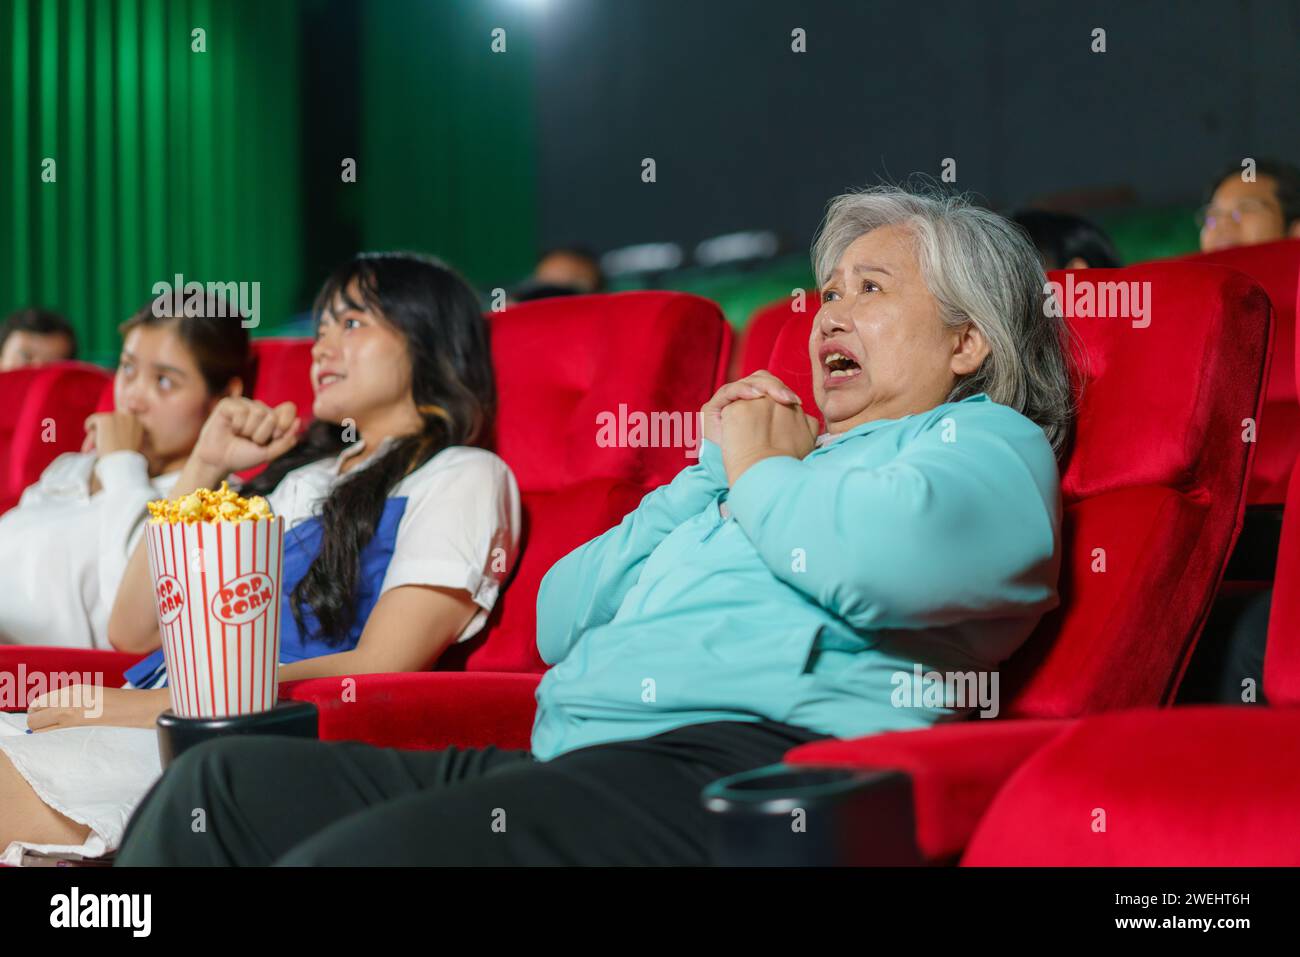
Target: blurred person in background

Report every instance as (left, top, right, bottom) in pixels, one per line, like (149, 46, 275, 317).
(1182, 159, 1300, 705)
(0, 308, 77, 371)
(510, 246, 606, 302)
(1011, 209, 1122, 270)
(0, 298, 249, 649)
(1199, 159, 1300, 253)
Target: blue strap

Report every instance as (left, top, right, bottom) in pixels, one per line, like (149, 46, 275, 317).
(123, 648, 168, 688)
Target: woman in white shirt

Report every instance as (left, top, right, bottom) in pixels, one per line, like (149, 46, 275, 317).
(0, 297, 252, 648)
(0, 252, 522, 864)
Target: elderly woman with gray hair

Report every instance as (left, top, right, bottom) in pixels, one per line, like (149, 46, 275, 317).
(117, 185, 1073, 867)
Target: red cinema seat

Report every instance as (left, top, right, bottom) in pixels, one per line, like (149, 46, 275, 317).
(0, 362, 113, 515)
(765, 301, 822, 431)
(735, 291, 819, 380)
(1264, 463, 1300, 703)
(959, 704, 1300, 865)
(248, 337, 315, 415)
(959, 481, 1300, 867)
(1171, 239, 1300, 505)
(94, 377, 114, 413)
(750, 262, 1274, 863)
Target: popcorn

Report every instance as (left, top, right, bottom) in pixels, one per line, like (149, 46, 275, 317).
(145, 486, 285, 718)
(148, 481, 272, 525)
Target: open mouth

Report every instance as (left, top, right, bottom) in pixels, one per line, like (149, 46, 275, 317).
(316, 372, 345, 392)
(822, 351, 862, 379)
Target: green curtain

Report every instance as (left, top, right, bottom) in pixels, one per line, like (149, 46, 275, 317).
(358, 0, 538, 292)
(1, 0, 303, 365)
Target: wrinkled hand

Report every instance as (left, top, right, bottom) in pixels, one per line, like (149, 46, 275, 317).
(700, 370, 804, 447)
(720, 394, 819, 485)
(82, 411, 145, 456)
(26, 685, 170, 732)
(193, 397, 300, 474)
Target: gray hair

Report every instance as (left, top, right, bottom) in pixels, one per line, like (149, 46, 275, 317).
(812, 185, 1076, 458)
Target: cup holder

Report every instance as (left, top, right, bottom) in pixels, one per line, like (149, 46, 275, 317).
(156, 700, 319, 768)
(702, 763, 922, 866)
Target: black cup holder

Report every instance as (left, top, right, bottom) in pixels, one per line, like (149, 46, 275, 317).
(156, 701, 320, 768)
(702, 763, 923, 866)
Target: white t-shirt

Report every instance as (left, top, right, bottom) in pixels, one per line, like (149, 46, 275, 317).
(262, 438, 522, 646)
(0, 451, 181, 649)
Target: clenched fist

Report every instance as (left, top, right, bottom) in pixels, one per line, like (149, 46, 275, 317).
(192, 397, 301, 474)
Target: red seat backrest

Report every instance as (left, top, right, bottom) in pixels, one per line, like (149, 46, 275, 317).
(248, 338, 315, 415)
(1169, 239, 1300, 504)
(1265, 462, 1300, 704)
(438, 291, 732, 673)
(0, 362, 114, 514)
(1267, 249, 1300, 701)
(1011, 264, 1270, 715)
(738, 291, 819, 379)
(767, 303, 823, 432)
(764, 263, 1271, 717)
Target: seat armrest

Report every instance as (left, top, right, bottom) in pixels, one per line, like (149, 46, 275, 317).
(0, 645, 147, 710)
(780, 718, 1078, 862)
(279, 672, 541, 751)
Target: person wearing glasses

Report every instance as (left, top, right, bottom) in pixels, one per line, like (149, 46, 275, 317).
(1198, 160, 1300, 253)
(1184, 160, 1300, 708)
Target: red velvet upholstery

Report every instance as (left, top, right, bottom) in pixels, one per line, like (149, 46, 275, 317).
(485, 292, 731, 491)
(435, 479, 648, 674)
(247, 337, 315, 415)
(94, 377, 115, 413)
(437, 291, 732, 674)
(0, 646, 146, 711)
(766, 307, 823, 431)
(1170, 239, 1300, 504)
(957, 456, 1300, 865)
(0, 362, 113, 515)
(785, 718, 1077, 862)
(279, 673, 540, 751)
(961, 706, 1300, 866)
(1009, 264, 1268, 716)
(736, 293, 818, 379)
(1264, 462, 1300, 705)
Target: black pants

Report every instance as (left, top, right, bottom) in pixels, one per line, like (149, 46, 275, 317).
(115, 720, 827, 866)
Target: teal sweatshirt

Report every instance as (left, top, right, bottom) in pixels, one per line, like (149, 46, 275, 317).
(530, 393, 1061, 761)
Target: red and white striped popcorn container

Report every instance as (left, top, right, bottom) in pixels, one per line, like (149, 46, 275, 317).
(143, 516, 285, 718)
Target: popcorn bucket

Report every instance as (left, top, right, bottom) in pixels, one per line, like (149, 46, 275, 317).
(143, 516, 285, 718)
